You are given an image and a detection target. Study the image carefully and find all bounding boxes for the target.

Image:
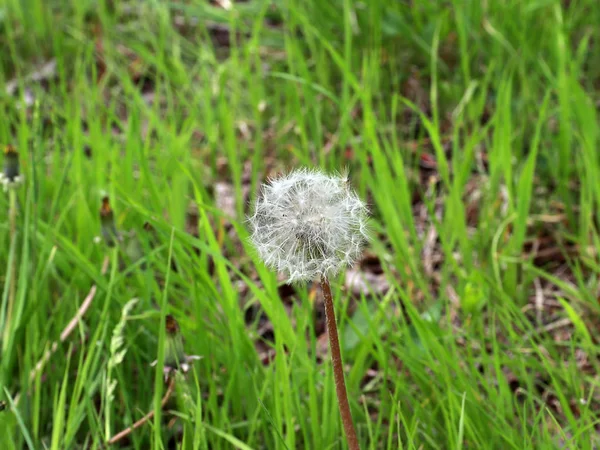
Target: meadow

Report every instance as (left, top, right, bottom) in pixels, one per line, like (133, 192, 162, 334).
(1, 0, 600, 448)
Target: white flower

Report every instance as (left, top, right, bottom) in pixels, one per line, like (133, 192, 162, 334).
(248, 168, 369, 282)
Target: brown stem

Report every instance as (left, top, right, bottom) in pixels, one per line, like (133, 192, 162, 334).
(13, 255, 110, 406)
(28, 285, 98, 383)
(107, 376, 176, 445)
(321, 276, 360, 450)
(28, 255, 109, 383)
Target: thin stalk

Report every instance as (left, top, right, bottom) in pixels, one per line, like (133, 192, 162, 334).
(320, 276, 360, 450)
(3, 189, 18, 346)
(13, 255, 109, 406)
(106, 375, 176, 445)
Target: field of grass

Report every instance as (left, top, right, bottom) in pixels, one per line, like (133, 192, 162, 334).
(2, 0, 600, 448)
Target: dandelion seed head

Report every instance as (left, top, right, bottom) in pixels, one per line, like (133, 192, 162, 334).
(248, 168, 369, 282)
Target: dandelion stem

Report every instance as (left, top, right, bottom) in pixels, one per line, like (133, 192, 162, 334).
(107, 375, 176, 445)
(3, 189, 18, 347)
(321, 276, 360, 450)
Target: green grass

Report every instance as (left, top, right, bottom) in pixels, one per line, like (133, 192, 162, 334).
(1, 0, 600, 448)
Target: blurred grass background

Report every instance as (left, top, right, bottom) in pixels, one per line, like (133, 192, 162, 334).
(1, 0, 600, 448)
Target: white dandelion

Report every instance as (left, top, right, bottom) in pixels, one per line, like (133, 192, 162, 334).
(247, 167, 367, 449)
(248, 168, 369, 283)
